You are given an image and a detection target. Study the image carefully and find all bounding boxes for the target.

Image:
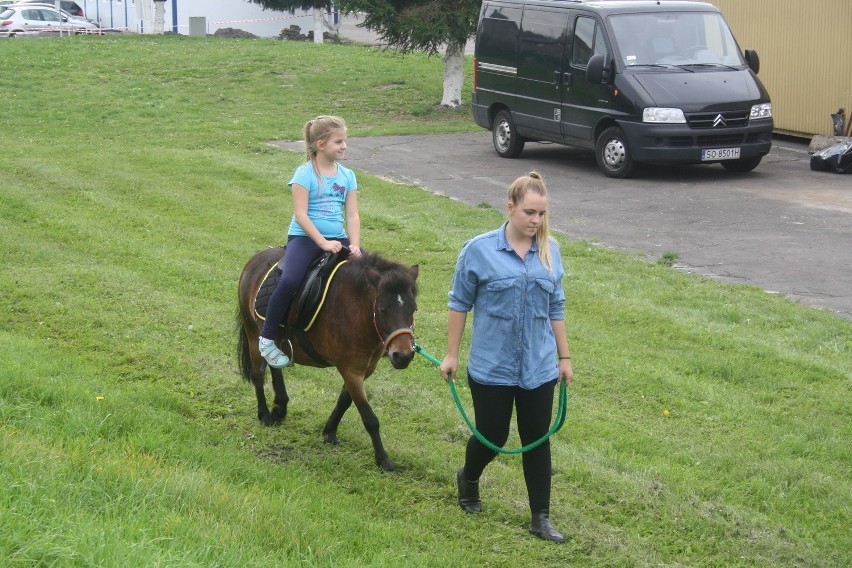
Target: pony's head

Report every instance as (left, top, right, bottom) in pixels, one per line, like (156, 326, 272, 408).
(360, 253, 419, 369)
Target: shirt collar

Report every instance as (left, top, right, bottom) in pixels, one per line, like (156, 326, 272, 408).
(498, 222, 539, 253)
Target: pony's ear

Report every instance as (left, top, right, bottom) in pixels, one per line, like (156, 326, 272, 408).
(365, 267, 382, 287)
(408, 265, 419, 281)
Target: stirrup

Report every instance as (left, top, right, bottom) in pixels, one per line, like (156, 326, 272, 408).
(259, 339, 292, 369)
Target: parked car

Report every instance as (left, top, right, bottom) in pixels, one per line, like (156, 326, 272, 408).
(0, 5, 100, 36)
(12, 0, 83, 17)
(7, 1, 96, 24)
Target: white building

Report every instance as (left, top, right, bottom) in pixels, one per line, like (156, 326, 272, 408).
(75, 0, 313, 37)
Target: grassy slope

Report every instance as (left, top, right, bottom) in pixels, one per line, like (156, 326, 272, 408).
(0, 35, 849, 567)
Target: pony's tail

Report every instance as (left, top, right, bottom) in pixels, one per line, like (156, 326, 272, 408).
(236, 310, 254, 384)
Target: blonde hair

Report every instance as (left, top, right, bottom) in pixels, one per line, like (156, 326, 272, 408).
(507, 171, 554, 271)
(304, 115, 347, 188)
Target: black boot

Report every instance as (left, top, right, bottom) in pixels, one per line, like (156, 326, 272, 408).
(529, 510, 565, 543)
(456, 467, 481, 513)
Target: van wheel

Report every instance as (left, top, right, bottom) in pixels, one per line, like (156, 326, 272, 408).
(492, 110, 525, 158)
(596, 126, 636, 178)
(721, 156, 762, 172)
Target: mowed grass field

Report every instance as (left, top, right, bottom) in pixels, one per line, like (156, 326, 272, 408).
(1, 34, 850, 567)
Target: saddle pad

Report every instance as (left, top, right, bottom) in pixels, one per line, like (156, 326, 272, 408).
(253, 264, 282, 322)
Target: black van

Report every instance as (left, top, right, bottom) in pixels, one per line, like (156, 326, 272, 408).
(472, 0, 773, 178)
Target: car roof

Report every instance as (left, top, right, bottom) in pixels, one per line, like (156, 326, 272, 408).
(10, 0, 81, 7)
(5, 3, 62, 10)
(5, 2, 69, 9)
(493, 0, 719, 15)
(3, 3, 80, 18)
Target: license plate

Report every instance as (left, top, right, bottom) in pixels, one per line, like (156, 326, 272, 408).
(701, 147, 741, 161)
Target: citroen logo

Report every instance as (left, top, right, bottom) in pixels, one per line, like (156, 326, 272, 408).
(713, 114, 727, 127)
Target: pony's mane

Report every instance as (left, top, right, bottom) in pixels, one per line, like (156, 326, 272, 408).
(344, 251, 417, 296)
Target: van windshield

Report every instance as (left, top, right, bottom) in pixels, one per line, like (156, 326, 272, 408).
(610, 12, 744, 68)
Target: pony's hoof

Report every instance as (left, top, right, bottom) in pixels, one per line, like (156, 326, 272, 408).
(270, 406, 288, 423)
(323, 433, 339, 447)
(377, 458, 396, 473)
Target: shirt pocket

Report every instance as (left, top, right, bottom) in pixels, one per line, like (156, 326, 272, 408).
(531, 278, 555, 319)
(484, 278, 515, 320)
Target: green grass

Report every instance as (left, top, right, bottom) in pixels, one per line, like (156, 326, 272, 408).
(1, 35, 850, 567)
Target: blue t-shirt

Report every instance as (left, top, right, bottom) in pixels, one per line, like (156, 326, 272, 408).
(447, 223, 566, 389)
(287, 161, 358, 239)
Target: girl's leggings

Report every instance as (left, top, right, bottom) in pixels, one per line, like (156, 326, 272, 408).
(464, 373, 557, 514)
(260, 235, 350, 340)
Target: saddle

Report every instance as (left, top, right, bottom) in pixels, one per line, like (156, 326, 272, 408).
(253, 247, 350, 366)
(254, 247, 350, 331)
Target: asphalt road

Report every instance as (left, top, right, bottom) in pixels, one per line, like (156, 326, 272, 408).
(272, 132, 852, 320)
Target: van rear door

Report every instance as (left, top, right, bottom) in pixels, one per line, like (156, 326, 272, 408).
(514, 7, 572, 140)
(560, 14, 612, 144)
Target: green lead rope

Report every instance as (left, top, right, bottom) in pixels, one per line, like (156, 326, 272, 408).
(414, 344, 568, 455)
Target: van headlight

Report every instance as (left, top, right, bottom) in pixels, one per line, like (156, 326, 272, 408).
(750, 103, 772, 119)
(642, 108, 686, 123)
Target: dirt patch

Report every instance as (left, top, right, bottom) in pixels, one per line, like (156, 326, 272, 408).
(212, 27, 259, 39)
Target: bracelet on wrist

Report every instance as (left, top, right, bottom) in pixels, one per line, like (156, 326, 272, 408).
(558, 356, 571, 360)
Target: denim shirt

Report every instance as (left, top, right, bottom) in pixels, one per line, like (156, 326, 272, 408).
(448, 223, 566, 389)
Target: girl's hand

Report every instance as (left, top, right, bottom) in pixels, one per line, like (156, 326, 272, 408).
(320, 239, 342, 253)
(348, 244, 362, 257)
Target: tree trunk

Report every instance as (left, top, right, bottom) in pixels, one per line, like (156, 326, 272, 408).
(441, 41, 465, 108)
(313, 8, 324, 44)
(153, 1, 166, 35)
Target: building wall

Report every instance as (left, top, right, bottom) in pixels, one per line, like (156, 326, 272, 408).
(76, 0, 312, 38)
(710, 0, 852, 138)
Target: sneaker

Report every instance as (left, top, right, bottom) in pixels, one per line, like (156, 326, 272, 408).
(259, 338, 291, 368)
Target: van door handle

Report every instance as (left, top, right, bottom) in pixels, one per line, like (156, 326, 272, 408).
(554, 71, 573, 89)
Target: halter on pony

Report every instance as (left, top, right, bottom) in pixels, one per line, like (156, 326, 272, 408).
(373, 300, 415, 353)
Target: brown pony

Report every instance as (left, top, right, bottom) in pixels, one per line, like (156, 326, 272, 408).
(236, 247, 419, 472)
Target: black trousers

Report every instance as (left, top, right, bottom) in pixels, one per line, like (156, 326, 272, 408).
(463, 373, 557, 514)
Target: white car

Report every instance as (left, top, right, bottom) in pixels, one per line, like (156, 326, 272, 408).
(0, 5, 100, 36)
(12, 0, 85, 16)
(7, 1, 96, 25)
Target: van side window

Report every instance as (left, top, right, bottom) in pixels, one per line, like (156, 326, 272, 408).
(518, 10, 570, 82)
(477, 7, 523, 68)
(571, 16, 608, 68)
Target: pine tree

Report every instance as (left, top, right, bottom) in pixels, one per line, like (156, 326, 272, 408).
(252, 0, 481, 108)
